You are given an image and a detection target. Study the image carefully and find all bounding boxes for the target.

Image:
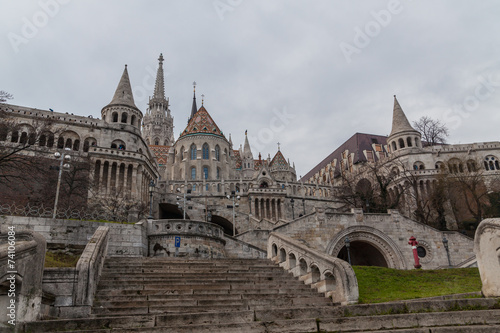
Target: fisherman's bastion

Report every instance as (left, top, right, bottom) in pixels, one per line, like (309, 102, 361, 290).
(2, 54, 500, 331)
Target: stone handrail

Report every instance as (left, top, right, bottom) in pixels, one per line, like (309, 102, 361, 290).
(0, 230, 46, 324)
(268, 232, 358, 305)
(474, 218, 500, 297)
(73, 226, 110, 308)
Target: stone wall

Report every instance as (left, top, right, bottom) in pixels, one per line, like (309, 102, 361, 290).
(0, 216, 147, 257)
(224, 235, 267, 259)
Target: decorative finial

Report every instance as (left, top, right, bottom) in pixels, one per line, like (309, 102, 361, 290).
(193, 81, 196, 92)
(394, 94, 396, 98)
(201, 94, 205, 105)
(245, 130, 247, 136)
(277, 142, 281, 151)
(125, 64, 127, 68)
(158, 53, 164, 64)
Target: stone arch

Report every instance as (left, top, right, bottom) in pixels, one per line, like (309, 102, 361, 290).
(326, 226, 407, 269)
(210, 214, 237, 236)
(279, 247, 286, 263)
(398, 138, 405, 149)
(159, 203, 187, 219)
(288, 252, 296, 269)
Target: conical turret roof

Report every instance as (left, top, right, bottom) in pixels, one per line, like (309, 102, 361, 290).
(180, 105, 225, 139)
(152, 54, 166, 101)
(243, 131, 253, 158)
(389, 95, 418, 137)
(106, 65, 139, 111)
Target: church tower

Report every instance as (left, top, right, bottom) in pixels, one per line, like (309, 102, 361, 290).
(101, 65, 143, 131)
(387, 95, 422, 154)
(142, 54, 174, 146)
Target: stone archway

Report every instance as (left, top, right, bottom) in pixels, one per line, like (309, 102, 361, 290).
(326, 226, 407, 269)
(211, 215, 238, 236)
(159, 203, 189, 219)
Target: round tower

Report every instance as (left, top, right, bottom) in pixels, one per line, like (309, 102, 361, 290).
(387, 95, 422, 154)
(101, 65, 143, 131)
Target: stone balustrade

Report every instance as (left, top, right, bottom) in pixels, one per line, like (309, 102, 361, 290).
(268, 232, 359, 305)
(148, 219, 226, 258)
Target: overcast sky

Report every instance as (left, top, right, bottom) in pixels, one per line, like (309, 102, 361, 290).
(2, 1, 500, 177)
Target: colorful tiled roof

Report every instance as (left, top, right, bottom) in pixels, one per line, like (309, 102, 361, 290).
(270, 150, 288, 169)
(149, 145, 170, 165)
(179, 106, 225, 139)
(233, 150, 242, 170)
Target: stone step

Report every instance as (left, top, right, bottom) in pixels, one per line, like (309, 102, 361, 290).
(98, 276, 299, 284)
(38, 309, 500, 333)
(94, 295, 331, 310)
(96, 282, 315, 291)
(100, 271, 292, 278)
(92, 304, 251, 316)
(96, 287, 320, 297)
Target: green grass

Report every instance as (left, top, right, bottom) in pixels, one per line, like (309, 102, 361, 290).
(353, 266, 482, 304)
(44, 251, 81, 267)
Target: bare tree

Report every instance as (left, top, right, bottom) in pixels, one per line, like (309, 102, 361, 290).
(0, 91, 13, 103)
(413, 116, 449, 146)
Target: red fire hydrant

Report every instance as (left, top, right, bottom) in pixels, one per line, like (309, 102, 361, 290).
(408, 236, 422, 269)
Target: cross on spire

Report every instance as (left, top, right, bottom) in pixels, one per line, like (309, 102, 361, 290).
(158, 53, 164, 64)
(277, 142, 281, 151)
(201, 94, 205, 106)
(193, 81, 196, 92)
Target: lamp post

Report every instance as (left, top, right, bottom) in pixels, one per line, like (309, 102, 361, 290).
(302, 198, 306, 216)
(290, 198, 295, 220)
(227, 191, 240, 236)
(148, 180, 155, 219)
(442, 236, 452, 267)
(345, 236, 352, 265)
(53, 148, 71, 219)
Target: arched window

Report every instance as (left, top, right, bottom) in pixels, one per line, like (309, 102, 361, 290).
(73, 139, 80, 151)
(224, 148, 228, 161)
(20, 132, 27, 144)
(154, 138, 159, 145)
(121, 113, 128, 123)
(484, 156, 500, 171)
(203, 166, 209, 180)
(190, 144, 197, 160)
(216, 167, 220, 179)
(39, 134, 47, 146)
(202, 143, 209, 160)
(0, 125, 8, 141)
(65, 138, 72, 149)
(215, 145, 220, 161)
(112, 112, 118, 122)
(415, 137, 420, 147)
(391, 141, 397, 152)
(407, 137, 413, 147)
(398, 138, 405, 149)
(191, 167, 196, 180)
(131, 115, 136, 126)
(180, 146, 185, 160)
(57, 137, 64, 148)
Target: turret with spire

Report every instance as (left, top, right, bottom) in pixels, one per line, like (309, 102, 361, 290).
(189, 82, 198, 123)
(101, 64, 143, 131)
(387, 95, 422, 154)
(142, 53, 175, 146)
(241, 130, 255, 178)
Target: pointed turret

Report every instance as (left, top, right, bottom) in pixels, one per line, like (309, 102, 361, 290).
(101, 65, 143, 130)
(106, 65, 139, 110)
(387, 95, 421, 153)
(189, 82, 198, 122)
(389, 95, 418, 137)
(243, 130, 253, 159)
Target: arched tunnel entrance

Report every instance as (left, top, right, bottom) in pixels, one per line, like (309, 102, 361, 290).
(159, 203, 190, 219)
(337, 241, 388, 267)
(210, 215, 238, 236)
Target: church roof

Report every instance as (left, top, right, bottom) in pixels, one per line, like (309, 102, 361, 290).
(105, 65, 139, 111)
(180, 105, 226, 139)
(270, 150, 288, 169)
(233, 149, 242, 169)
(149, 145, 170, 166)
(389, 95, 418, 137)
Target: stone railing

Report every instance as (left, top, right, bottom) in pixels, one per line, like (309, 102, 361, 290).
(0, 230, 46, 325)
(475, 218, 500, 297)
(43, 226, 110, 318)
(268, 232, 358, 305)
(73, 226, 110, 311)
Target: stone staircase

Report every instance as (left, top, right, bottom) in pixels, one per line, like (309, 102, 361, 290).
(22, 257, 500, 332)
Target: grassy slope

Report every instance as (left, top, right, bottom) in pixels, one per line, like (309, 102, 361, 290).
(353, 266, 482, 304)
(44, 252, 81, 267)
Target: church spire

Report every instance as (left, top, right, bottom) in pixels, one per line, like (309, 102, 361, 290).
(389, 95, 417, 136)
(152, 54, 165, 100)
(243, 130, 253, 158)
(107, 65, 139, 110)
(190, 82, 198, 121)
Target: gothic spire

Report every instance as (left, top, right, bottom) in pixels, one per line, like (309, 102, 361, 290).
(107, 65, 139, 110)
(153, 53, 165, 100)
(243, 130, 253, 158)
(389, 95, 418, 137)
(190, 81, 198, 121)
